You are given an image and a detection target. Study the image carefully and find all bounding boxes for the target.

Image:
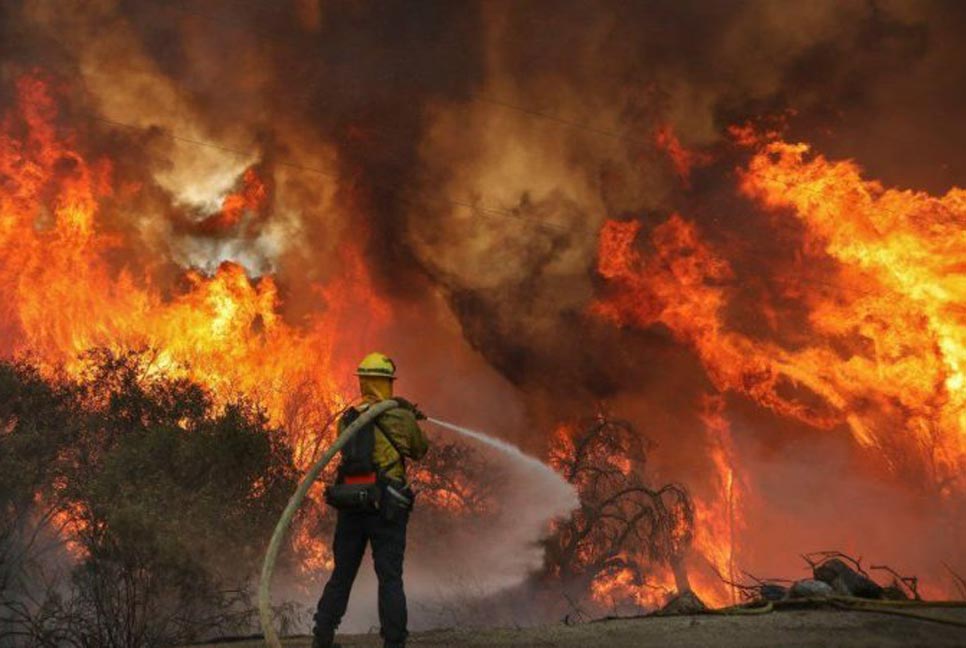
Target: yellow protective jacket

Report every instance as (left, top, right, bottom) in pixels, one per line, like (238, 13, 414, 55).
(341, 400, 429, 482)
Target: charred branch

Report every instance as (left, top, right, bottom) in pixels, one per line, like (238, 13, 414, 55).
(942, 563, 966, 601)
(870, 565, 921, 601)
(544, 415, 695, 607)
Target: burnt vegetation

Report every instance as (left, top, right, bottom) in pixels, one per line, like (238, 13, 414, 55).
(544, 416, 695, 609)
(0, 350, 298, 648)
(411, 441, 501, 514)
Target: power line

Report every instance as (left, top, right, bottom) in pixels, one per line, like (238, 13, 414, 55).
(33, 0, 953, 202)
(80, 4, 949, 236)
(67, 119, 963, 332)
(70, 117, 966, 338)
(36, 3, 929, 239)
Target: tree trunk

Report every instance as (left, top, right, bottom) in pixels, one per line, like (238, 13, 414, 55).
(670, 552, 691, 593)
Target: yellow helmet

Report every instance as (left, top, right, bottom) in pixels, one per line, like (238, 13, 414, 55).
(356, 352, 397, 379)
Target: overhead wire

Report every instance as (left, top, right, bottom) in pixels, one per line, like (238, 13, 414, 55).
(40, 1, 938, 237)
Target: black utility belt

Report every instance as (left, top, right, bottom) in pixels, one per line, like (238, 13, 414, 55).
(325, 477, 414, 516)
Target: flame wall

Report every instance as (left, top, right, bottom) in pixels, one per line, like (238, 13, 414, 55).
(2, 0, 966, 605)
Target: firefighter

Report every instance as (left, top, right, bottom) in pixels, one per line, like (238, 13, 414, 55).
(313, 352, 429, 648)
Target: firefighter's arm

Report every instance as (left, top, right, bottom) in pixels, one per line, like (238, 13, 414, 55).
(381, 407, 429, 460)
(408, 417, 429, 460)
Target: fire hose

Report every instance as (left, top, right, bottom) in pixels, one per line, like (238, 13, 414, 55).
(257, 399, 399, 648)
(711, 596, 966, 629)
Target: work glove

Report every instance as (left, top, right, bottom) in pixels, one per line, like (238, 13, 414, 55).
(393, 396, 427, 420)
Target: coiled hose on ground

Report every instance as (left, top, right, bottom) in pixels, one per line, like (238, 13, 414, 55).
(257, 399, 399, 648)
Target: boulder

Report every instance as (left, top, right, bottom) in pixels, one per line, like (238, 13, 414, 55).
(790, 579, 834, 598)
(759, 584, 788, 601)
(813, 559, 883, 599)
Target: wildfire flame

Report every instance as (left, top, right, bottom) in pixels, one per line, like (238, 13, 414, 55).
(4, 64, 964, 612)
(592, 127, 966, 604)
(0, 75, 389, 441)
(0, 74, 396, 586)
(654, 124, 711, 185)
(688, 394, 741, 605)
(739, 139, 966, 491)
(590, 564, 676, 611)
(594, 141, 966, 492)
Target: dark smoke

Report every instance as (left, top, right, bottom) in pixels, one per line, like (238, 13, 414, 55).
(9, 0, 964, 397)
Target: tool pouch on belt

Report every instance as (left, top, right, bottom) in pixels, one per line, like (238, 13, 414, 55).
(380, 479, 414, 522)
(372, 420, 415, 521)
(325, 481, 381, 513)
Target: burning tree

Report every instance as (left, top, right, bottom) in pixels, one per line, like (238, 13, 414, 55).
(544, 415, 694, 612)
(410, 441, 501, 515)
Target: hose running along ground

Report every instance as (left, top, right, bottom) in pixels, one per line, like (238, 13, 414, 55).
(710, 596, 966, 629)
(258, 399, 398, 648)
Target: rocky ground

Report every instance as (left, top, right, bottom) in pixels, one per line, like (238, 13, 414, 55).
(192, 604, 966, 648)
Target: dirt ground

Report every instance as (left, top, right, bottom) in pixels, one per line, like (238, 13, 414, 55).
(193, 605, 966, 648)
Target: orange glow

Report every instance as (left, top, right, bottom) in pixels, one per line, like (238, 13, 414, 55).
(46, 499, 90, 560)
(200, 167, 268, 232)
(294, 520, 335, 574)
(693, 394, 743, 607)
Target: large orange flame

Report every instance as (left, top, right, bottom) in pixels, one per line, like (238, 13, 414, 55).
(592, 130, 966, 603)
(1, 73, 400, 586)
(739, 140, 966, 492)
(0, 75, 390, 465)
(594, 164, 966, 494)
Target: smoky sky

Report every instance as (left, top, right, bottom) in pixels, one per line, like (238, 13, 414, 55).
(4, 0, 966, 404)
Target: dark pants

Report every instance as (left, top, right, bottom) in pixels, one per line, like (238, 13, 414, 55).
(313, 508, 409, 647)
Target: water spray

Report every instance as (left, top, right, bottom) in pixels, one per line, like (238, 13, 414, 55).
(426, 417, 566, 485)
